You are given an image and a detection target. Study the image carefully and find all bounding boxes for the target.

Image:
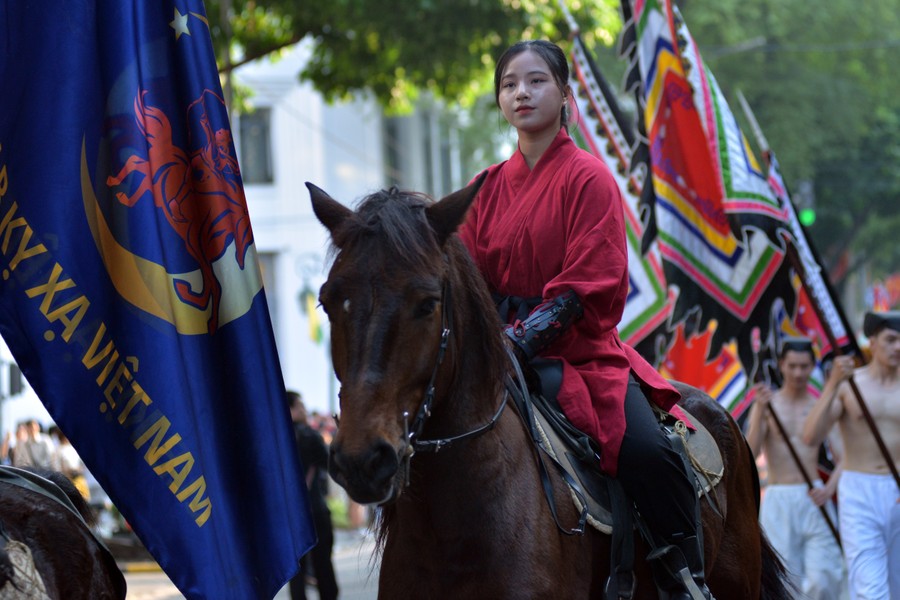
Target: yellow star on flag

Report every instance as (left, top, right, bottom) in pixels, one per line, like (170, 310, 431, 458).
(170, 8, 190, 40)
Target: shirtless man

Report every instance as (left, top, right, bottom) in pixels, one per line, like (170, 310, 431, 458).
(746, 337, 846, 599)
(803, 312, 900, 600)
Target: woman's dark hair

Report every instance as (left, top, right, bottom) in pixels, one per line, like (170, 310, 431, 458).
(493, 40, 571, 129)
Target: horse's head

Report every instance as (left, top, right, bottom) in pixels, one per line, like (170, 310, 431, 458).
(307, 175, 490, 505)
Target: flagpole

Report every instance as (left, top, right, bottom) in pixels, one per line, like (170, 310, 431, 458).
(737, 91, 900, 492)
(735, 91, 769, 159)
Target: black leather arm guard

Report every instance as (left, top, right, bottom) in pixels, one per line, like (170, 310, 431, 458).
(504, 290, 584, 361)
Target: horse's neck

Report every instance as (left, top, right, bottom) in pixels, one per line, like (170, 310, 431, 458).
(395, 405, 535, 539)
(427, 368, 505, 443)
(392, 272, 532, 538)
(380, 381, 573, 589)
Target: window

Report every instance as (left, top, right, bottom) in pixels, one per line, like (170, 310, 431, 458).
(239, 107, 273, 184)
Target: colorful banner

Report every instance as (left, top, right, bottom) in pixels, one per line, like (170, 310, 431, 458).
(606, 0, 855, 417)
(868, 275, 900, 311)
(736, 89, 860, 365)
(764, 154, 856, 355)
(569, 27, 753, 412)
(624, 0, 788, 325)
(0, 2, 314, 598)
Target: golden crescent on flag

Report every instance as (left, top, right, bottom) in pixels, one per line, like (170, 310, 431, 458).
(80, 140, 263, 335)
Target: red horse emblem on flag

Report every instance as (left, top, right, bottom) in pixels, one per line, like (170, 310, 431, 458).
(106, 89, 252, 333)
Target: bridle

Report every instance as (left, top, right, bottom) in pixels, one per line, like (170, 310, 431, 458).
(398, 278, 509, 483)
(394, 278, 584, 535)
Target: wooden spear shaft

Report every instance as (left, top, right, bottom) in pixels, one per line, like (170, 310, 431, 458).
(764, 402, 841, 548)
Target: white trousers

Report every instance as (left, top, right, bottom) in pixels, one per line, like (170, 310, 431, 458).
(838, 471, 900, 600)
(760, 482, 847, 600)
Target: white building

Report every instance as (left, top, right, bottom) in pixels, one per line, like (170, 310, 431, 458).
(0, 355, 51, 439)
(232, 42, 385, 417)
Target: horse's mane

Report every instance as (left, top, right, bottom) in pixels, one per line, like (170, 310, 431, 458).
(340, 187, 507, 376)
(328, 187, 436, 268)
(444, 239, 508, 384)
(328, 186, 507, 369)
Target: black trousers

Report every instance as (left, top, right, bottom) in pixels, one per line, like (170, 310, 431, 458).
(615, 375, 697, 542)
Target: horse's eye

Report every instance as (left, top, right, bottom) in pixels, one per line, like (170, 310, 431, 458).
(343, 299, 351, 313)
(415, 297, 439, 318)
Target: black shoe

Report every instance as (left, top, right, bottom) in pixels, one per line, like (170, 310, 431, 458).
(671, 535, 713, 600)
(648, 535, 714, 600)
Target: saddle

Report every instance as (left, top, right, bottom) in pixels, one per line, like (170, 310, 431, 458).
(515, 360, 724, 534)
(0, 541, 50, 600)
(532, 388, 724, 534)
(507, 357, 724, 598)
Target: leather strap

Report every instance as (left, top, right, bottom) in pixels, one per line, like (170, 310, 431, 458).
(505, 346, 588, 536)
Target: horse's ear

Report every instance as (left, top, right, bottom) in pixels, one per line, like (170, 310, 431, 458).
(307, 182, 354, 244)
(426, 171, 488, 246)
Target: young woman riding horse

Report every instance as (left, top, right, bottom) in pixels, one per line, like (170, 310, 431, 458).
(308, 185, 790, 598)
(459, 40, 708, 598)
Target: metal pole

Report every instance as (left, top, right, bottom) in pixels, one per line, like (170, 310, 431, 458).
(328, 337, 336, 417)
(555, 0, 580, 37)
(220, 0, 233, 117)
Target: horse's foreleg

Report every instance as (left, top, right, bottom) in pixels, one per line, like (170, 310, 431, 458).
(173, 229, 222, 333)
(173, 278, 209, 307)
(203, 267, 221, 333)
(106, 155, 147, 187)
(107, 157, 151, 206)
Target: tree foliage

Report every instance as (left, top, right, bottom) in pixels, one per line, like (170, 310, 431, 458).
(680, 0, 900, 280)
(205, 0, 622, 111)
(813, 109, 900, 278)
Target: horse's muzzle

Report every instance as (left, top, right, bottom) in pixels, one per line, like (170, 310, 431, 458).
(329, 439, 402, 505)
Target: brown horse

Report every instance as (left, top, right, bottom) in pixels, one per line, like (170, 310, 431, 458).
(308, 178, 791, 599)
(0, 467, 126, 599)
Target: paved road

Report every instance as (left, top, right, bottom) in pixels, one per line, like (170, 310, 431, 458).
(123, 530, 379, 599)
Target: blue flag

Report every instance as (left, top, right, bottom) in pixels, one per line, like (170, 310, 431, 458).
(0, 2, 315, 598)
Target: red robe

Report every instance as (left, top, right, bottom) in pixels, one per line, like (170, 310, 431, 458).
(459, 128, 680, 476)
